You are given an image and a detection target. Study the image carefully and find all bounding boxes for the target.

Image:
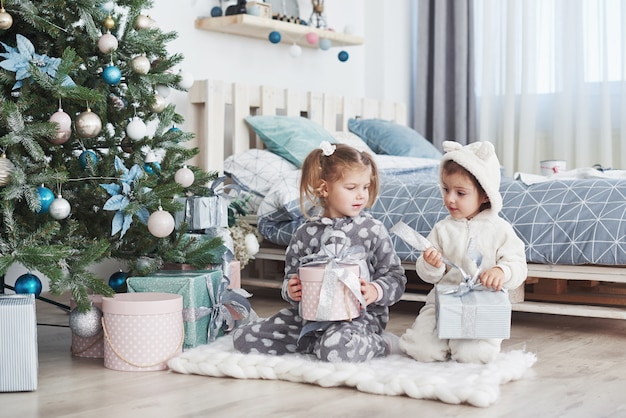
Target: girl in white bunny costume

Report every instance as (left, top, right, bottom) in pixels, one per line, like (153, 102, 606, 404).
(399, 141, 527, 364)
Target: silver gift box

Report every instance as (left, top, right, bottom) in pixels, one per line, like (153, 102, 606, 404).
(435, 285, 511, 339)
(174, 196, 229, 230)
(0, 294, 38, 392)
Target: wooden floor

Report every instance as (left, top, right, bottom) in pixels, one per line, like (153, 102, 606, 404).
(4, 287, 626, 418)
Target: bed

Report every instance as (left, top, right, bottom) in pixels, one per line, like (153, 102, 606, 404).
(189, 79, 626, 320)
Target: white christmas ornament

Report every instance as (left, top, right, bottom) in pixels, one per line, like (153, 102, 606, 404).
(49, 108, 72, 144)
(97, 32, 118, 53)
(289, 44, 302, 58)
(126, 117, 147, 140)
(135, 14, 152, 30)
(148, 207, 175, 238)
(174, 165, 194, 188)
(177, 70, 194, 89)
(155, 84, 170, 98)
(49, 195, 71, 220)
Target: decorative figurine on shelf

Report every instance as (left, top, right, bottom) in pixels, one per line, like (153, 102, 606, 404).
(309, 0, 327, 29)
(225, 0, 248, 16)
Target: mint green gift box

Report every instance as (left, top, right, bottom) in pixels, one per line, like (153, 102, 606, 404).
(127, 270, 223, 349)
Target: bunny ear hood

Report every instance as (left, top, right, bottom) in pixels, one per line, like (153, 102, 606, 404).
(440, 141, 503, 213)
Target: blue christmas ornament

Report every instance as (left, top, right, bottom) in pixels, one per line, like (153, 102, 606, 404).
(143, 161, 161, 175)
(338, 50, 349, 62)
(268, 31, 281, 44)
(37, 186, 55, 214)
(15, 273, 43, 296)
(79, 150, 98, 169)
(102, 65, 122, 85)
(108, 271, 128, 291)
(319, 38, 332, 51)
(211, 6, 223, 17)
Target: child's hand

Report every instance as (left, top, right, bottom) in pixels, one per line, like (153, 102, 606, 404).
(423, 247, 444, 268)
(287, 275, 302, 301)
(479, 267, 505, 291)
(360, 279, 378, 307)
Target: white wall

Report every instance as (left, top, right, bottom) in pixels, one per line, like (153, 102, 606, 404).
(5, 1, 413, 292)
(147, 0, 412, 134)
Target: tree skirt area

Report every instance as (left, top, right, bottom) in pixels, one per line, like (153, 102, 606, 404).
(168, 336, 536, 408)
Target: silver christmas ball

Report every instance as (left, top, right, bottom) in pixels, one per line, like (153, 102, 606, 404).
(75, 109, 102, 138)
(0, 155, 15, 186)
(69, 304, 103, 338)
(131, 55, 151, 75)
(150, 94, 166, 113)
(49, 196, 71, 220)
(0, 8, 13, 30)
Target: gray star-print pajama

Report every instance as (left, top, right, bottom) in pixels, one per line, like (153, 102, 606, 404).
(233, 213, 406, 362)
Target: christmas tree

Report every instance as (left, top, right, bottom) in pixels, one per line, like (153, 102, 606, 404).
(0, 0, 226, 310)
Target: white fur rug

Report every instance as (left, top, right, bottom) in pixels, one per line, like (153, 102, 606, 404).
(168, 336, 536, 408)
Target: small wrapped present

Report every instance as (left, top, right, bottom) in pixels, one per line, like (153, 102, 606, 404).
(162, 260, 241, 289)
(174, 177, 237, 231)
(127, 269, 254, 348)
(298, 230, 368, 322)
(174, 195, 228, 230)
(0, 294, 38, 392)
(435, 284, 511, 339)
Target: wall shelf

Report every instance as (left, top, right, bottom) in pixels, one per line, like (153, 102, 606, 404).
(195, 14, 364, 48)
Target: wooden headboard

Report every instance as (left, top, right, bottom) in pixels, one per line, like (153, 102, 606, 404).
(188, 79, 407, 173)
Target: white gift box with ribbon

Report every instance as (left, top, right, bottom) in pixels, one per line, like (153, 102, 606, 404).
(435, 284, 511, 339)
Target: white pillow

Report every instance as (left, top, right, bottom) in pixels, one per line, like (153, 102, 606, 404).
(224, 149, 299, 210)
(331, 131, 377, 155)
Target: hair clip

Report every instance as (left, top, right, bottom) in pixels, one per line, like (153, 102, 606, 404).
(319, 141, 336, 156)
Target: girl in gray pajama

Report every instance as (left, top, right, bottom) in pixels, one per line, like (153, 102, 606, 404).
(233, 142, 406, 362)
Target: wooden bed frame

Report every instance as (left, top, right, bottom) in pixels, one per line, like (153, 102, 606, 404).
(189, 79, 626, 320)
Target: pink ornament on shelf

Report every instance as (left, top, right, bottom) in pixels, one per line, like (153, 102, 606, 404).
(305, 32, 319, 45)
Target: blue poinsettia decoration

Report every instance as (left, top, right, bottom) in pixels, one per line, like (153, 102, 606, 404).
(100, 156, 151, 238)
(0, 34, 76, 90)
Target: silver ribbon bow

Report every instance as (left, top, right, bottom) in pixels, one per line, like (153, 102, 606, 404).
(299, 230, 368, 321)
(205, 274, 254, 342)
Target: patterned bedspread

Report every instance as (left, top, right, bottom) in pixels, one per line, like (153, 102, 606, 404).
(258, 171, 626, 266)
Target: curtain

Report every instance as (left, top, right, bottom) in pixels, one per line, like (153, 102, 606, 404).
(412, 0, 477, 149)
(475, 0, 626, 175)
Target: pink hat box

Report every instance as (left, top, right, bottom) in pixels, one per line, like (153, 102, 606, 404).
(70, 295, 104, 358)
(299, 264, 361, 321)
(101, 292, 184, 372)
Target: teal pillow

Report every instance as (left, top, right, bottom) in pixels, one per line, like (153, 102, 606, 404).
(348, 118, 442, 159)
(245, 116, 336, 167)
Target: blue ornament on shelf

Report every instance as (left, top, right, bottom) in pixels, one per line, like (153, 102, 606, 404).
(319, 38, 332, 51)
(338, 50, 349, 62)
(268, 31, 282, 44)
(108, 271, 128, 291)
(79, 150, 98, 169)
(15, 273, 43, 297)
(102, 65, 122, 85)
(211, 6, 223, 17)
(37, 186, 55, 214)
